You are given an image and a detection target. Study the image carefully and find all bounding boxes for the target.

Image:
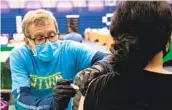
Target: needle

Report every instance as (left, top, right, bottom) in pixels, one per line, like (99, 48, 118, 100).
(70, 84, 79, 90)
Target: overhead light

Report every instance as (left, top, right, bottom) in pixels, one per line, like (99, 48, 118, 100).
(66, 15, 80, 18)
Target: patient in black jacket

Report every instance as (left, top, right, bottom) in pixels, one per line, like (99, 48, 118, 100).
(80, 1, 172, 110)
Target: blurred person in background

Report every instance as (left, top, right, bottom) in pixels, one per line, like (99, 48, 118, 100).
(9, 9, 108, 110)
(78, 1, 172, 110)
(62, 25, 83, 43)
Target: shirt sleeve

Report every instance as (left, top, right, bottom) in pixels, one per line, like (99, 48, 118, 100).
(69, 41, 97, 71)
(91, 51, 110, 65)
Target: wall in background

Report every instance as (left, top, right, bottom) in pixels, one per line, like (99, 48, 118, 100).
(1, 0, 172, 39)
(1, 0, 119, 38)
(1, 7, 115, 39)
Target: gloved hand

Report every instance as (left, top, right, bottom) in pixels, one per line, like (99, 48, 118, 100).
(53, 79, 76, 110)
(75, 63, 105, 95)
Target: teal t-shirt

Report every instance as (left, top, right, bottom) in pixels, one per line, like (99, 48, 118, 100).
(10, 40, 96, 110)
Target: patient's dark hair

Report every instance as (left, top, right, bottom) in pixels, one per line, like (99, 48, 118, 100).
(110, 1, 172, 72)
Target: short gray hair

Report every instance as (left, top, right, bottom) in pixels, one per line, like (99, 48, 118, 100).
(22, 9, 58, 37)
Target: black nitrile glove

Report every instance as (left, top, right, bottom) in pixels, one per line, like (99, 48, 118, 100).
(75, 63, 105, 95)
(53, 79, 76, 110)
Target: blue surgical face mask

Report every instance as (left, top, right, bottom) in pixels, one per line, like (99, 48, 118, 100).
(33, 42, 58, 62)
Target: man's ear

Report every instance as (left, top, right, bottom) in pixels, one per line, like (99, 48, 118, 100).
(24, 37, 37, 55)
(24, 37, 29, 45)
(24, 37, 33, 49)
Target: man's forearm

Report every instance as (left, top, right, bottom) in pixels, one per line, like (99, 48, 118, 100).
(13, 87, 55, 110)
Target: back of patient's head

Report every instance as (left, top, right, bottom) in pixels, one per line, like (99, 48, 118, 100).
(110, 1, 172, 72)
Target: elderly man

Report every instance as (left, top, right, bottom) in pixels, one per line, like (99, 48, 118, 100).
(10, 9, 107, 110)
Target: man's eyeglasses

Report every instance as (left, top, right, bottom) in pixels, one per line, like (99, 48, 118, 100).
(28, 33, 60, 45)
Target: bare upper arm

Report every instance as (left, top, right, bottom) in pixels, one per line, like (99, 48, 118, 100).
(78, 95, 85, 110)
